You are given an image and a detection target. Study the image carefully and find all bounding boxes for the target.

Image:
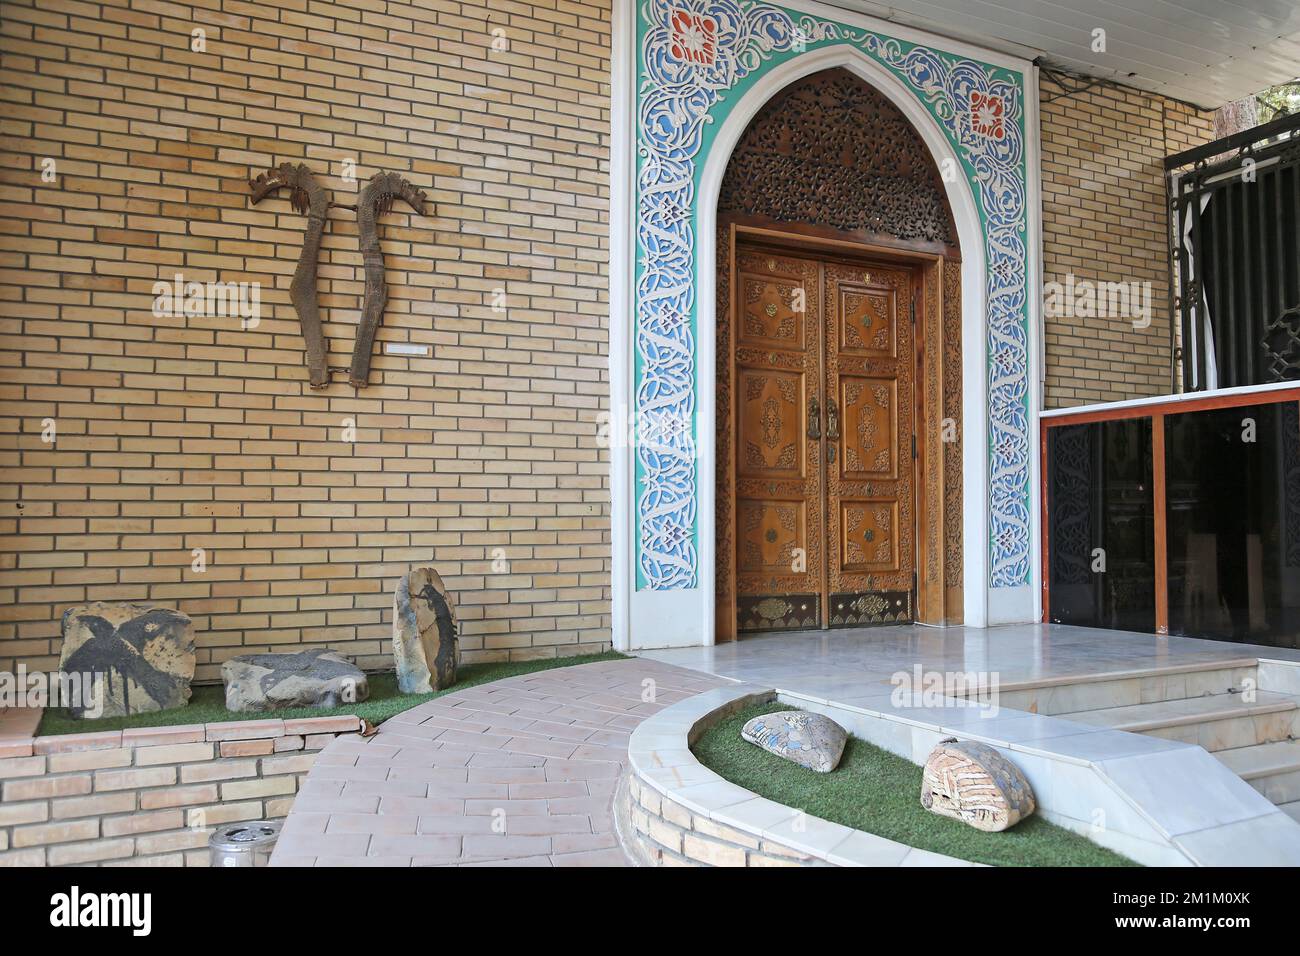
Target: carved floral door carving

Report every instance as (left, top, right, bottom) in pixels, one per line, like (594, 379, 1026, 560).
(733, 248, 825, 631)
(732, 243, 917, 632)
(824, 260, 916, 626)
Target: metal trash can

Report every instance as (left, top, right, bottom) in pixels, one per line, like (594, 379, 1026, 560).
(209, 821, 281, 868)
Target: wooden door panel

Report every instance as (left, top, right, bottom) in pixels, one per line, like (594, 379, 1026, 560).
(825, 260, 916, 623)
(737, 369, 805, 479)
(839, 285, 897, 358)
(739, 271, 807, 348)
(840, 376, 897, 480)
(737, 499, 807, 573)
(734, 248, 824, 632)
(840, 498, 899, 572)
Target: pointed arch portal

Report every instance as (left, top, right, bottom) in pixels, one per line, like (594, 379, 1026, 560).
(715, 66, 965, 638)
(610, 0, 1043, 648)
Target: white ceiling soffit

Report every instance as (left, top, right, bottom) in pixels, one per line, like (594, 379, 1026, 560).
(832, 0, 1300, 109)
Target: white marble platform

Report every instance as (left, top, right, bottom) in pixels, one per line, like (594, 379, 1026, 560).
(637, 623, 1300, 865)
(637, 623, 1300, 692)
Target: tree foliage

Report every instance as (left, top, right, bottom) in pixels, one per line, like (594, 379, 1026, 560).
(1257, 81, 1300, 122)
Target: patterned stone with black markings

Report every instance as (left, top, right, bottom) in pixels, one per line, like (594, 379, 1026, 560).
(392, 567, 459, 694)
(59, 603, 196, 719)
(222, 648, 368, 713)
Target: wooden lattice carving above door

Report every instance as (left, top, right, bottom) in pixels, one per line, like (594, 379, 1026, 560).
(715, 67, 963, 640)
(717, 68, 958, 251)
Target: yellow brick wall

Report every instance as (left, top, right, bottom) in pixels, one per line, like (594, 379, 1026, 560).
(0, 0, 613, 679)
(1039, 75, 1215, 408)
(0, 1, 1229, 677)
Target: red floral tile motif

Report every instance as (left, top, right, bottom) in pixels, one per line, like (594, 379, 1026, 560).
(670, 9, 717, 66)
(970, 90, 1005, 140)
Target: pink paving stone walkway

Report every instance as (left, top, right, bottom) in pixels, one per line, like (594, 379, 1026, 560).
(270, 657, 729, 867)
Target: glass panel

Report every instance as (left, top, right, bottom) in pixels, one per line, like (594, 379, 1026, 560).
(1165, 401, 1300, 648)
(1047, 419, 1155, 631)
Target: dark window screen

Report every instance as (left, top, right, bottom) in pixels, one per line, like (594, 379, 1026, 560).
(1047, 419, 1155, 632)
(1165, 401, 1300, 648)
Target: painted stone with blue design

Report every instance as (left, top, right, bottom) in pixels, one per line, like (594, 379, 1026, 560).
(741, 710, 847, 773)
(921, 738, 1035, 832)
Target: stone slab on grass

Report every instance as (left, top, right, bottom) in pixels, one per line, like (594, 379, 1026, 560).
(222, 649, 368, 714)
(392, 568, 458, 694)
(741, 710, 847, 773)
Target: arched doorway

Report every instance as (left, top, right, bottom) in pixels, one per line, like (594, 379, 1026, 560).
(714, 67, 965, 640)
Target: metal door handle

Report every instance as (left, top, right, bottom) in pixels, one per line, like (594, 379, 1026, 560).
(826, 397, 839, 440)
(808, 396, 821, 439)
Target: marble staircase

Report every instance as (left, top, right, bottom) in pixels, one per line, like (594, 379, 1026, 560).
(997, 658, 1300, 823)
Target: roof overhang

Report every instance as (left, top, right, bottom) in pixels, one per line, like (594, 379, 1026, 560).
(824, 0, 1300, 109)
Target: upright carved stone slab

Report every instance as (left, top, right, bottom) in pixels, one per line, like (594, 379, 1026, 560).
(59, 603, 196, 719)
(392, 568, 458, 694)
(921, 738, 1035, 832)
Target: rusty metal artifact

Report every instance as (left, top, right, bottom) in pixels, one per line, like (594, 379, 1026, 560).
(248, 164, 429, 389)
(350, 172, 429, 388)
(249, 163, 330, 388)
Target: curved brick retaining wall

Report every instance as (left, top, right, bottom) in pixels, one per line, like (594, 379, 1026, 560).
(621, 685, 976, 867)
(0, 715, 364, 866)
(626, 771, 825, 867)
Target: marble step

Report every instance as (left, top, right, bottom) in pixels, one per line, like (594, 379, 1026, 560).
(1281, 801, 1300, 824)
(987, 658, 1259, 716)
(1214, 740, 1300, 805)
(1059, 691, 1300, 752)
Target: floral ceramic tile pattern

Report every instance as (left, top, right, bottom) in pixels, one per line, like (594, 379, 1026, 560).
(634, 0, 1031, 592)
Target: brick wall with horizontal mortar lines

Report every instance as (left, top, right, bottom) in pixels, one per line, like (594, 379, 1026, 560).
(1039, 76, 1216, 408)
(0, 715, 363, 866)
(0, 0, 1226, 679)
(0, 0, 613, 679)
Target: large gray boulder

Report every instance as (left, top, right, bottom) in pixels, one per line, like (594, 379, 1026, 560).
(59, 602, 196, 719)
(392, 567, 458, 694)
(741, 710, 847, 773)
(921, 738, 1036, 832)
(222, 648, 368, 713)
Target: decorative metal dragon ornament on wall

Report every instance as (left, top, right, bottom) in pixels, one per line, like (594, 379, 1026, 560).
(248, 163, 428, 389)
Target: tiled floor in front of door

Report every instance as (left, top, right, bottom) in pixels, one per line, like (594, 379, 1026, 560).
(636, 622, 1300, 707)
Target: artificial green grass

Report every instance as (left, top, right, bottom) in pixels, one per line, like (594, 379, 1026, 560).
(35, 650, 628, 737)
(693, 700, 1137, 867)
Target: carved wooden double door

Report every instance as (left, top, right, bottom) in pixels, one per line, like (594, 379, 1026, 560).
(732, 244, 917, 632)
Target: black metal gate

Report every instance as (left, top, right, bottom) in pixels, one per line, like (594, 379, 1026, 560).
(1166, 112, 1300, 391)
